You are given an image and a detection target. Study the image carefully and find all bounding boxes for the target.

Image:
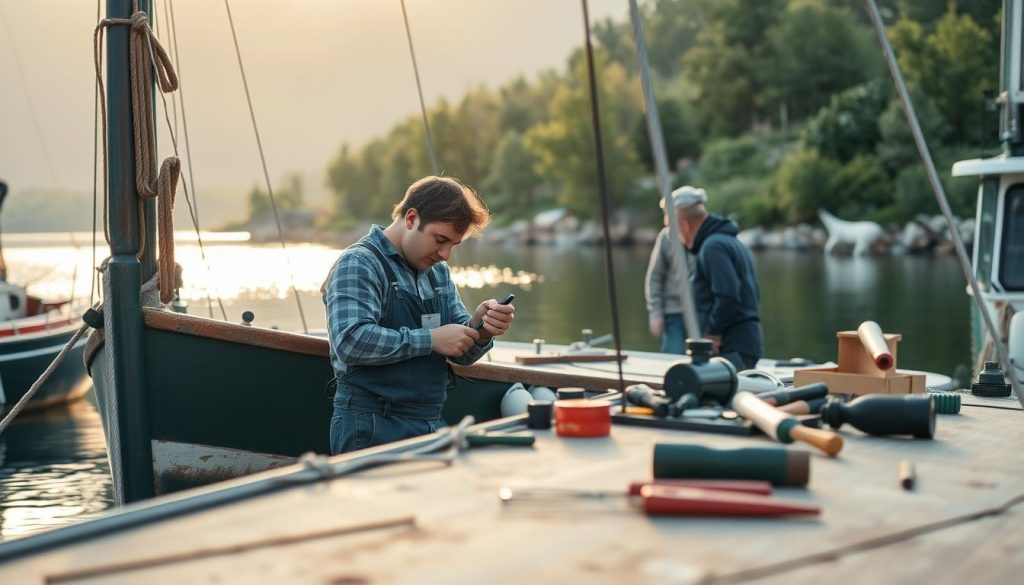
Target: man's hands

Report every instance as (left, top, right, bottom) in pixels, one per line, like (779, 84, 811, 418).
(431, 324, 480, 357)
(706, 333, 722, 353)
(472, 298, 515, 341)
(649, 315, 664, 337)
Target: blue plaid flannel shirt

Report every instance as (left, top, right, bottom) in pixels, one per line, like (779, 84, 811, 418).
(323, 225, 492, 379)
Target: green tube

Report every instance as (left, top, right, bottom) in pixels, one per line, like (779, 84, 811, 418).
(928, 392, 961, 414)
(653, 443, 810, 487)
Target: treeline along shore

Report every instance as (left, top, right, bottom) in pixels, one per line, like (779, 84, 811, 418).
(233, 1, 996, 258)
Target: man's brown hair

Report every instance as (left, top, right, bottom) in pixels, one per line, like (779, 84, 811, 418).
(392, 176, 490, 236)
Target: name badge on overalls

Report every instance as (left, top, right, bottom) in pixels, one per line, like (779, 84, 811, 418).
(421, 313, 441, 329)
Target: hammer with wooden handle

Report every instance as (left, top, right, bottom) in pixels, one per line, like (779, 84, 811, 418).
(732, 391, 843, 457)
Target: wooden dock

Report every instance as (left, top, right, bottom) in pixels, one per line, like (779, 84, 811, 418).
(1, 385, 1020, 583)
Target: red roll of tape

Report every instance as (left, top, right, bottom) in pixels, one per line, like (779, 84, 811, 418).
(555, 399, 612, 437)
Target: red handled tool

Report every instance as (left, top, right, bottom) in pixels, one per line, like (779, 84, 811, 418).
(499, 480, 817, 517)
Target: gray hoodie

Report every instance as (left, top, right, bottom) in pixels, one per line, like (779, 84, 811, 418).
(644, 227, 695, 320)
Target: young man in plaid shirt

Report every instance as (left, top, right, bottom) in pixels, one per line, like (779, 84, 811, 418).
(323, 176, 514, 454)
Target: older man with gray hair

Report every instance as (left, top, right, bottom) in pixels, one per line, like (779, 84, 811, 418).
(645, 186, 762, 369)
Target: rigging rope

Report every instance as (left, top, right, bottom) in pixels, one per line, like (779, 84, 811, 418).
(579, 0, 626, 396)
(93, 11, 181, 305)
(223, 0, 309, 333)
(91, 0, 102, 308)
(167, 0, 226, 320)
(399, 0, 440, 175)
(151, 0, 228, 320)
(0, 322, 92, 436)
(627, 0, 701, 339)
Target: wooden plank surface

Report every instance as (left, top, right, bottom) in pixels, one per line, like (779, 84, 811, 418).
(454, 341, 671, 391)
(4, 400, 1022, 584)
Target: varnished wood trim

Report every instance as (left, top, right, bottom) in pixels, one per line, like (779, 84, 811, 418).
(514, 354, 628, 365)
(143, 308, 330, 358)
(451, 361, 661, 392)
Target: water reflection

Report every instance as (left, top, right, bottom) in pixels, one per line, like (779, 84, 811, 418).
(823, 254, 880, 297)
(0, 394, 112, 541)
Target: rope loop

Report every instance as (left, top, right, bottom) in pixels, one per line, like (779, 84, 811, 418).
(94, 10, 181, 306)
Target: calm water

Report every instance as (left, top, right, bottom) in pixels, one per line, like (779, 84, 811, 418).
(0, 234, 971, 540)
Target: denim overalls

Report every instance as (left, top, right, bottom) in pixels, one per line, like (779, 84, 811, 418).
(329, 241, 449, 454)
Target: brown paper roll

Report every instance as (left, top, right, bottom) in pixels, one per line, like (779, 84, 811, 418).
(857, 321, 893, 370)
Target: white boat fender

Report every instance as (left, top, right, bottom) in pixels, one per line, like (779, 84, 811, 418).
(527, 385, 556, 402)
(500, 382, 532, 417)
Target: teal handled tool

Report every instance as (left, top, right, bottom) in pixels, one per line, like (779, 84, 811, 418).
(654, 443, 811, 487)
(466, 431, 535, 447)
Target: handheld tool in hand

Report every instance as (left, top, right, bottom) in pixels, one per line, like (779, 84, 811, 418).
(732, 391, 844, 456)
(498, 481, 817, 517)
(475, 293, 515, 331)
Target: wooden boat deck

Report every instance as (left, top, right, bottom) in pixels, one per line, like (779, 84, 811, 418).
(2, 389, 1020, 584)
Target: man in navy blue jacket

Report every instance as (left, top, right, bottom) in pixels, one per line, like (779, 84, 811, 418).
(674, 187, 763, 370)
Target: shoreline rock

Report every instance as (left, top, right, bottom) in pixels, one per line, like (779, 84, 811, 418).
(245, 209, 975, 256)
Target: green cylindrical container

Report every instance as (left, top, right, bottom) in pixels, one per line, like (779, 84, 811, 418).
(929, 392, 961, 414)
(653, 443, 810, 487)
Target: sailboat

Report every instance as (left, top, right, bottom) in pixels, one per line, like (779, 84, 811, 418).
(0, 181, 90, 415)
(0, 1, 1020, 580)
(83, 0, 1019, 502)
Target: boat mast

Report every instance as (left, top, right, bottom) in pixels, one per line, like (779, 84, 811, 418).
(0, 181, 7, 282)
(999, 0, 1023, 156)
(103, 0, 157, 502)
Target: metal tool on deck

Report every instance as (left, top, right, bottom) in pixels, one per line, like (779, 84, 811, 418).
(756, 383, 829, 407)
(820, 394, 935, 439)
(971, 361, 1012, 398)
(498, 481, 818, 517)
(663, 339, 738, 411)
(732, 392, 844, 456)
(624, 384, 672, 417)
(466, 431, 535, 448)
(653, 443, 811, 487)
(777, 397, 827, 416)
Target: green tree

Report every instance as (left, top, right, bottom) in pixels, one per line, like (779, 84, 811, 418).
(699, 135, 766, 184)
(759, 0, 881, 123)
(247, 173, 304, 221)
(889, 6, 995, 144)
(632, 97, 700, 171)
(482, 130, 541, 215)
(682, 0, 785, 137)
(526, 56, 644, 217)
(802, 80, 890, 163)
(832, 154, 894, 217)
(641, 0, 712, 77)
(875, 91, 950, 173)
(775, 147, 842, 222)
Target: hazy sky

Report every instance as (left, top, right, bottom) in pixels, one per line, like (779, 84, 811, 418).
(0, 0, 623, 200)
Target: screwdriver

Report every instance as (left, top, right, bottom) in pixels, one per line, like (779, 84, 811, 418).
(499, 481, 818, 517)
(500, 479, 772, 500)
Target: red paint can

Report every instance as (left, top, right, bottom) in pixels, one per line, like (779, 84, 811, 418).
(555, 399, 612, 437)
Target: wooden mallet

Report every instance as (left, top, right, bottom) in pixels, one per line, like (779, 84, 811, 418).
(732, 391, 844, 457)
